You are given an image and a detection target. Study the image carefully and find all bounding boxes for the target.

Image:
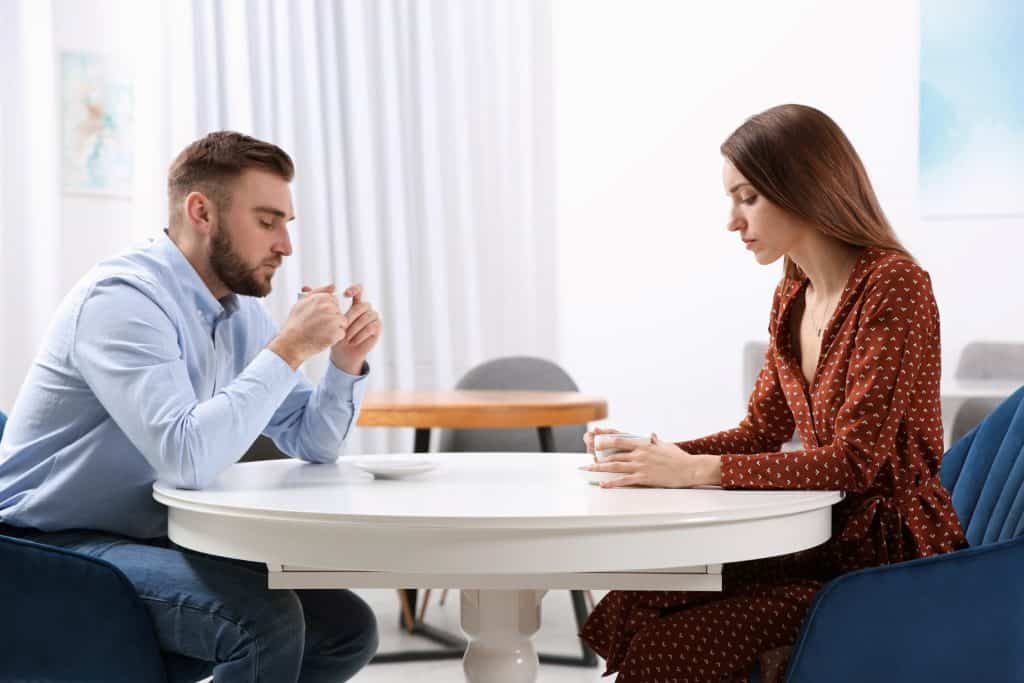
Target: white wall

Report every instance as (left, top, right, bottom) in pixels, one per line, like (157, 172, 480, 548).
(552, 0, 1024, 440)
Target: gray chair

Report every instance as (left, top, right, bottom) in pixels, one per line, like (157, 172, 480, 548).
(743, 341, 800, 451)
(950, 341, 1024, 443)
(742, 341, 770, 407)
(429, 356, 597, 668)
(437, 356, 587, 454)
(954, 341, 1024, 381)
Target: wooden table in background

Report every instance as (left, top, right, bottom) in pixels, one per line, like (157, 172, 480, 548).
(356, 390, 609, 453)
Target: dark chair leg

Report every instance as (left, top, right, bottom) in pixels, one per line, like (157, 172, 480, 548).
(414, 428, 431, 453)
(399, 589, 418, 630)
(571, 589, 598, 665)
(537, 426, 556, 452)
(537, 589, 599, 667)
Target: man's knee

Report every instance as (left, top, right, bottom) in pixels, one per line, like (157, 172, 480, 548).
(262, 588, 306, 629)
(309, 590, 379, 672)
(342, 592, 379, 666)
(243, 588, 306, 655)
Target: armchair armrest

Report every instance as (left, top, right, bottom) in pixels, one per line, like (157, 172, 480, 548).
(0, 534, 166, 682)
(786, 534, 1024, 682)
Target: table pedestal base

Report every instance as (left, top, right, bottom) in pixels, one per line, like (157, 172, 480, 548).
(461, 589, 546, 683)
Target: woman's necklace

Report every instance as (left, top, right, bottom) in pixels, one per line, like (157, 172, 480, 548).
(807, 249, 861, 338)
(809, 288, 840, 338)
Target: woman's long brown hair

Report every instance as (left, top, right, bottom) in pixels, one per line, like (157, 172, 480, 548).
(721, 104, 910, 280)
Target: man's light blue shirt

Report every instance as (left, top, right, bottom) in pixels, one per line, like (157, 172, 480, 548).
(0, 232, 367, 538)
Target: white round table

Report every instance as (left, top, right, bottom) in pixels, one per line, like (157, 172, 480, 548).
(154, 453, 841, 683)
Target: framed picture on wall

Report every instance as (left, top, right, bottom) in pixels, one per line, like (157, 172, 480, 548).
(919, 0, 1023, 218)
(60, 51, 134, 196)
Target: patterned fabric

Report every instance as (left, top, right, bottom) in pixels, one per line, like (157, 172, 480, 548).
(580, 248, 967, 682)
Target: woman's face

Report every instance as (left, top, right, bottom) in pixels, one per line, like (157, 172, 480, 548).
(722, 160, 804, 266)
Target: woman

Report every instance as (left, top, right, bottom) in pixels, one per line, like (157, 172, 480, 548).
(580, 104, 966, 682)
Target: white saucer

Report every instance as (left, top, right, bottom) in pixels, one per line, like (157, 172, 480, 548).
(577, 466, 626, 486)
(349, 458, 439, 479)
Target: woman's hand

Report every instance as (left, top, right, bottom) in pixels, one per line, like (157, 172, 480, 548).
(584, 434, 722, 489)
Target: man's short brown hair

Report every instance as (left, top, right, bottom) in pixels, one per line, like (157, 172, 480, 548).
(167, 131, 294, 227)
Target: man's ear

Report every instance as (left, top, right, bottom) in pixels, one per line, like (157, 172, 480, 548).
(184, 191, 215, 236)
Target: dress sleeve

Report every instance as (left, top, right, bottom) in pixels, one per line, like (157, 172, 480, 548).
(676, 282, 796, 455)
(720, 260, 937, 492)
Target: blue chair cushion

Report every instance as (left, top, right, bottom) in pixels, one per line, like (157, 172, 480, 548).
(0, 533, 166, 682)
(785, 533, 1024, 682)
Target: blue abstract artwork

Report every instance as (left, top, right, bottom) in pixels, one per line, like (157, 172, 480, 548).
(61, 52, 134, 196)
(919, 0, 1023, 217)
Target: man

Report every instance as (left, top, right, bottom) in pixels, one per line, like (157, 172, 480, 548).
(0, 132, 382, 681)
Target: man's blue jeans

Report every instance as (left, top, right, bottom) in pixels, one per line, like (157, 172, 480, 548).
(23, 529, 379, 683)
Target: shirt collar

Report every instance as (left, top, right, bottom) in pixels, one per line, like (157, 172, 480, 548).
(153, 231, 240, 323)
(781, 246, 882, 305)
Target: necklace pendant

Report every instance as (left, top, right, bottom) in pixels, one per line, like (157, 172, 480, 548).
(816, 328, 822, 338)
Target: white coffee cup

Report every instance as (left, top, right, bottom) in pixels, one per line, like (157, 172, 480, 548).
(593, 432, 648, 460)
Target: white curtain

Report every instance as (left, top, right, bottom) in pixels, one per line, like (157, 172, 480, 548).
(0, 0, 61, 411)
(131, 0, 559, 454)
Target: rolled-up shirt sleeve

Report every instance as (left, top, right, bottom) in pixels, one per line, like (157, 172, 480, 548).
(262, 359, 368, 463)
(251, 302, 368, 464)
(73, 278, 300, 489)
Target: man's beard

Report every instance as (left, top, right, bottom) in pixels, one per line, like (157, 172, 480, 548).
(209, 217, 277, 297)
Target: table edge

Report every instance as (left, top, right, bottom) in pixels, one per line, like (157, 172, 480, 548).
(153, 485, 842, 531)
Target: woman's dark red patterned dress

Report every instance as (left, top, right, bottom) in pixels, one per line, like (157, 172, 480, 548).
(580, 249, 966, 682)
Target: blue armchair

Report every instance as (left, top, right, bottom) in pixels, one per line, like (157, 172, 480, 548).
(0, 411, 169, 682)
(785, 385, 1024, 682)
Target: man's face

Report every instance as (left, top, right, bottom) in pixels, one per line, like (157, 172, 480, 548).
(208, 169, 295, 297)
